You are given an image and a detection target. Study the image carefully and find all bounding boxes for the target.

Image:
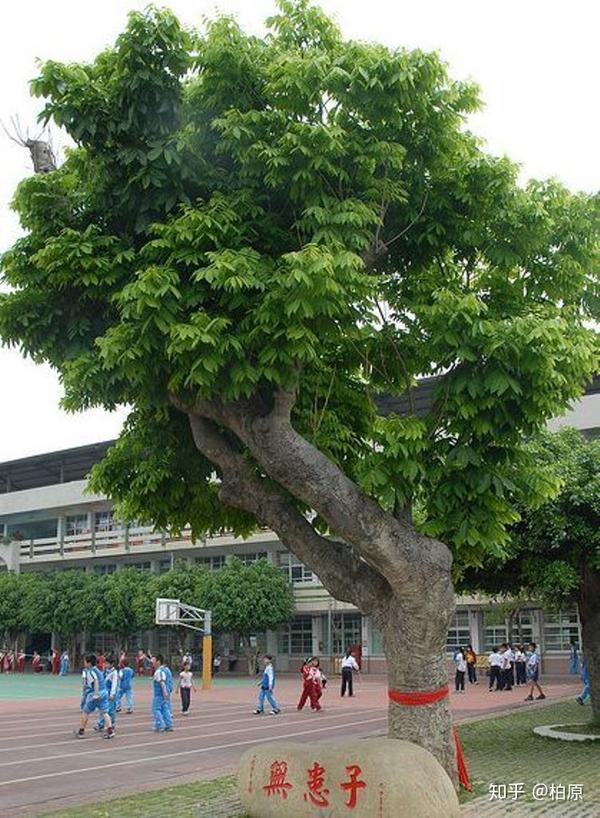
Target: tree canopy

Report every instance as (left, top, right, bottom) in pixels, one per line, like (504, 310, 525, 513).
(1, 0, 599, 774)
(461, 428, 600, 603)
(1, 2, 596, 568)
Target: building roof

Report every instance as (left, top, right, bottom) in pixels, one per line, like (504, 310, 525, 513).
(1, 374, 599, 494)
(0, 441, 113, 494)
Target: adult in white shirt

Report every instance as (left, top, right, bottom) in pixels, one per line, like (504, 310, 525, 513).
(488, 647, 502, 692)
(340, 649, 359, 697)
(454, 648, 467, 693)
(499, 644, 513, 691)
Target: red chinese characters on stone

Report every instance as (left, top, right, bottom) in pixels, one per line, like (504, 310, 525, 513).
(303, 761, 330, 807)
(263, 760, 293, 799)
(340, 764, 367, 809)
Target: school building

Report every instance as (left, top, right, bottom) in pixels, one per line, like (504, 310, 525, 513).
(1, 377, 599, 674)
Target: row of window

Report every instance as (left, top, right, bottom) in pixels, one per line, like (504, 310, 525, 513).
(446, 609, 580, 653)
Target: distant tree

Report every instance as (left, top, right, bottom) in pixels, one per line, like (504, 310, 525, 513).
(0, 571, 44, 651)
(204, 557, 295, 675)
(461, 429, 600, 722)
(2, 1, 598, 776)
(134, 563, 212, 654)
(95, 567, 152, 653)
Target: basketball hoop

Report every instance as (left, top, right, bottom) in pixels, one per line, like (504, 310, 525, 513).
(155, 597, 213, 689)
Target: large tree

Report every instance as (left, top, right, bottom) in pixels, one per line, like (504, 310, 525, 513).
(462, 428, 600, 722)
(1, 1, 598, 777)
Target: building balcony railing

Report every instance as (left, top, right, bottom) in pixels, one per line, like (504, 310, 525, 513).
(17, 525, 279, 562)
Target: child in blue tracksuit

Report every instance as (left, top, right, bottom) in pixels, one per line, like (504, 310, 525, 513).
(96, 655, 119, 732)
(75, 654, 114, 739)
(576, 656, 591, 705)
(152, 654, 173, 732)
(254, 655, 281, 715)
(117, 660, 135, 713)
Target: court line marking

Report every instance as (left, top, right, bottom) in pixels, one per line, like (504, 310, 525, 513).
(0, 706, 382, 752)
(0, 702, 280, 739)
(0, 708, 382, 770)
(0, 715, 386, 787)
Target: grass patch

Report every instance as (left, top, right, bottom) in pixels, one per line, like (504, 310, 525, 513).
(43, 775, 245, 818)
(457, 701, 600, 807)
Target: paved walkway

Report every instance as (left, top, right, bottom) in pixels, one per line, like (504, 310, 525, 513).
(0, 672, 582, 816)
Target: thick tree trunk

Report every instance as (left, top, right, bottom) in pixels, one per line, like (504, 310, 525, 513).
(175, 395, 459, 782)
(376, 573, 457, 780)
(579, 565, 600, 723)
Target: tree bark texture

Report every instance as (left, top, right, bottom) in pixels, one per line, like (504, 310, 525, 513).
(171, 391, 458, 780)
(578, 565, 600, 722)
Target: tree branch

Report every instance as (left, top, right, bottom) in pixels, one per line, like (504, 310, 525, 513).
(185, 412, 390, 612)
(171, 391, 452, 589)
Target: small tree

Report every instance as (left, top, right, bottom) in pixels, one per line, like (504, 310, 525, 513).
(95, 567, 151, 654)
(43, 570, 100, 659)
(0, 571, 42, 651)
(461, 428, 600, 722)
(204, 557, 295, 675)
(134, 563, 212, 654)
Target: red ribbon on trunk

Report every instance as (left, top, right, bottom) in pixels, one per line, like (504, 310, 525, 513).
(387, 685, 472, 791)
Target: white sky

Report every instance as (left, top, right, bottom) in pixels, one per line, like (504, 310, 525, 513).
(1, 0, 598, 461)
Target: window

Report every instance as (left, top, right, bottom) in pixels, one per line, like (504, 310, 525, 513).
(239, 552, 268, 565)
(93, 564, 117, 575)
(127, 561, 152, 571)
(278, 616, 313, 656)
(446, 610, 471, 653)
(65, 515, 88, 537)
(7, 519, 57, 540)
(329, 612, 361, 656)
(158, 559, 172, 574)
(279, 552, 314, 583)
(94, 510, 120, 532)
(544, 609, 580, 651)
(195, 555, 226, 571)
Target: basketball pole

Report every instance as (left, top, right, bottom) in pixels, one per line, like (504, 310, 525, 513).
(202, 611, 212, 690)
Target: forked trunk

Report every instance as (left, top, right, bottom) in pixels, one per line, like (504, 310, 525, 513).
(579, 565, 600, 723)
(379, 592, 457, 784)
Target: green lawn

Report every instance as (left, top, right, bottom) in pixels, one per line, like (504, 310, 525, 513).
(459, 700, 600, 811)
(35, 700, 600, 816)
(44, 777, 245, 818)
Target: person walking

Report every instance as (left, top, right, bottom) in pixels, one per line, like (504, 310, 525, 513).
(136, 650, 146, 676)
(524, 642, 546, 701)
(253, 655, 280, 715)
(340, 649, 359, 697)
(177, 661, 197, 714)
(488, 646, 503, 691)
(117, 660, 135, 713)
(308, 657, 326, 710)
(576, 656, 591, 706)
(569, 641, 580, 675)
(465, 645, 478, 684)
(454, 647, 467, 693)
(297, 657, 313, 711)
(152, 654, 174, 732)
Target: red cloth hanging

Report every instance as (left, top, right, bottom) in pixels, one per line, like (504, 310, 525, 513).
(387, 685, 472, 791)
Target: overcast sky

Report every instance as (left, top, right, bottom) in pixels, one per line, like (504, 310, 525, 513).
(1, 0, 598, 462)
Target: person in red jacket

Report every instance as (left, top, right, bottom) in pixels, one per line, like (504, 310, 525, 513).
(32, 651, 42, 673)
(16, 650, 26, 673)
(297, 657, 313, 711)
(135, 650, 146, 676)
(97, 653, 106, 672)
(307, 658, 326, 711)
(51, 650, 60, 675)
